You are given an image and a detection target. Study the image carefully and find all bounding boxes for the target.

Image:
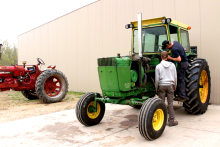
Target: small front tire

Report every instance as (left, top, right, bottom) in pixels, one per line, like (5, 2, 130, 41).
(139, 97, 167, 140)
(76, 92, 105, 126)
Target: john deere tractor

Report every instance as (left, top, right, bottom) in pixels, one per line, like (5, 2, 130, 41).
(76, 13, 211, 140)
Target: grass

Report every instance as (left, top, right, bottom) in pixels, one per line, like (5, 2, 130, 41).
(4, 91, 84, 104)
(0, 90, 84, 110)
(7, 91, 25, 101)
(65, 91, 84, 100)
(67, 91, 85, 95)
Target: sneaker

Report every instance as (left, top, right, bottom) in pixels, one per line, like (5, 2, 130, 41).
(167, 120, 178, 127)
(174, 96, 186, 102)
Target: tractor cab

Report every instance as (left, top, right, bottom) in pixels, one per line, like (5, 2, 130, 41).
(126, 17, 196, 59)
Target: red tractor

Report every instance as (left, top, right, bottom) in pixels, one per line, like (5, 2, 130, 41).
(0, 55, 69, 103)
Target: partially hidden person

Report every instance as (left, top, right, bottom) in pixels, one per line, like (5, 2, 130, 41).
(162, 40, 189, 101)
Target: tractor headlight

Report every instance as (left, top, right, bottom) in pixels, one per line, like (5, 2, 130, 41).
(167, 18, 172, 23)
(125, 24, 134, 29)
(162, 19, 166, 24)
(162, 18, 172, 24)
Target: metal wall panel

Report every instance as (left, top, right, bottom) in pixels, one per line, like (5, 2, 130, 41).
(88, 1, 102, 92)
(65, 11, 79, 91)
(153, 0, 176, 19)
(174, 0, 201, 51)
(18, 0, 220, 104)
(200, 0, 220, 104)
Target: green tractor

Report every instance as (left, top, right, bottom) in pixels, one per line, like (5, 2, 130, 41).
(76, 13, 211, 140)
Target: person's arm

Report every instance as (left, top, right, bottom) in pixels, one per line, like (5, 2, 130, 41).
(155, 66, 159, 93)
(168, 55, 181, 62)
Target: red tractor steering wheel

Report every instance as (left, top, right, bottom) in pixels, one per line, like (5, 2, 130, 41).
(37, 58, 45, 65)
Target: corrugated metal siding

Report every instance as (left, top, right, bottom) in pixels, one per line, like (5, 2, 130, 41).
(18, 0, 220, 104)
(200, 0, 220, 104)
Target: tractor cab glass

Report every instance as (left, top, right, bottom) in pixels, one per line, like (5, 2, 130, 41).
(133, 26, 167, 53)
(133, 24, 191, 53)
(180, 29, 190, 51)
(169, 25, 190, 51)
(169, 25, 178, 42)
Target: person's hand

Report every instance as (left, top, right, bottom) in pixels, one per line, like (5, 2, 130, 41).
(156, 90, 158, 93)
(173, 87, 176, 91)
(167, 55, 171, 60)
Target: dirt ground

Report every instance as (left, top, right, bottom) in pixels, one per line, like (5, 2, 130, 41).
(0, 91, 83, 123)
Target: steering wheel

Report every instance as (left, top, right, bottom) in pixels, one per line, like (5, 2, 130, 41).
(37, 58, 45, 65)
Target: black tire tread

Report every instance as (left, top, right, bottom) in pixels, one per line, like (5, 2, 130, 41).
(187, 71, 199, 78)
(76, 92, 95, 126)
(138, 97, 167, 140)
(76, 92, 105, 126)
(21, 90, 39, 100)
(187, 79, 198, 88)
(183, 58, 211, 114)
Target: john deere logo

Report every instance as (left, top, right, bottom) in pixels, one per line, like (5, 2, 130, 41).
(124, 83, 131, 88)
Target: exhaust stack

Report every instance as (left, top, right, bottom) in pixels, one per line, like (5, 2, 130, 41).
(138, 13, 142, 58)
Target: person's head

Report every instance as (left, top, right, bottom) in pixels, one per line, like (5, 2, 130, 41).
(162, 40, 172, 49)
(161, 51, 168, 60)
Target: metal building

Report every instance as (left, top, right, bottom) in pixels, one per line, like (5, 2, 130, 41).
(18, 0, 220, 104)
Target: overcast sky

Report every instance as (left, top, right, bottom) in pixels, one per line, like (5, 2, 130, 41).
(0, 0, 98, 46)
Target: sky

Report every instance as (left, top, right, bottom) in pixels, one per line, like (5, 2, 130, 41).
(0, 0, 98, 46)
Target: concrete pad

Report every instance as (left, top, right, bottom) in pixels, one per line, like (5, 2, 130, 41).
(0, 103, 220, 147)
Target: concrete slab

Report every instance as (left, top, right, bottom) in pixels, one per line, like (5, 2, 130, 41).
(0, 103, 220, 147)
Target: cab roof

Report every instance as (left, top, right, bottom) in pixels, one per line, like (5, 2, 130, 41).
(131, 17, 189, 30)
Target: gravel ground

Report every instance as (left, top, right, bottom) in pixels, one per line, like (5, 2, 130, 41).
(0, 91, 82, 123)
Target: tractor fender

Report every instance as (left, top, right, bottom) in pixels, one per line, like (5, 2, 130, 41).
(43, 65, 56, 71)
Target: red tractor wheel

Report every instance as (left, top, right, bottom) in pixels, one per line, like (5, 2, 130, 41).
(44, 76, 62, 97)
(35, 69, 68, 103)
(21, 90, 39, 100)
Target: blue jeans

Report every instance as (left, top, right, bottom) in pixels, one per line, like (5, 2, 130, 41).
(177, 62, 189, 98)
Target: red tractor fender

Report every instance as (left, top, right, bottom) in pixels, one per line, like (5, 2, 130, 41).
(47, 65, 56, 69)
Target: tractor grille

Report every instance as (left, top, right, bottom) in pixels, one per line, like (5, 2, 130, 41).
(98, 58, 115, 66)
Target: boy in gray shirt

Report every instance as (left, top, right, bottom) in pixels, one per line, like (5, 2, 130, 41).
(155, 51, 178, 126)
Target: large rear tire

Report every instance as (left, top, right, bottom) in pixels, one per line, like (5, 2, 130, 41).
(21, 90, 39, 100)
(35, 69, 68, 103)
(76, 92, 105, 126)
(138, 97, 167, 140)
(183, 58, 211, 114)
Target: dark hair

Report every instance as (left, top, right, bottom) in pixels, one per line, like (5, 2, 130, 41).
(162, 40, 170, 49)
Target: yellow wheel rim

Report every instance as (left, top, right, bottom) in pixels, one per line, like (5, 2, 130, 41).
(87, 101, 101, 119)
(199, 70, 209, 103)
(152, 109, 164, 131)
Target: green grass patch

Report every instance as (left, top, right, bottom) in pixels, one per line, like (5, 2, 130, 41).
(7, 91, 32, 102)
(67, 91, 84, 95)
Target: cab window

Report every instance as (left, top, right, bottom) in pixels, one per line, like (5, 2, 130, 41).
(133, 26, 167, 53)
(180, 29, 190, 51)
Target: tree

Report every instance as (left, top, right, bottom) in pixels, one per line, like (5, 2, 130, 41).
(0, 40, 18, 66)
